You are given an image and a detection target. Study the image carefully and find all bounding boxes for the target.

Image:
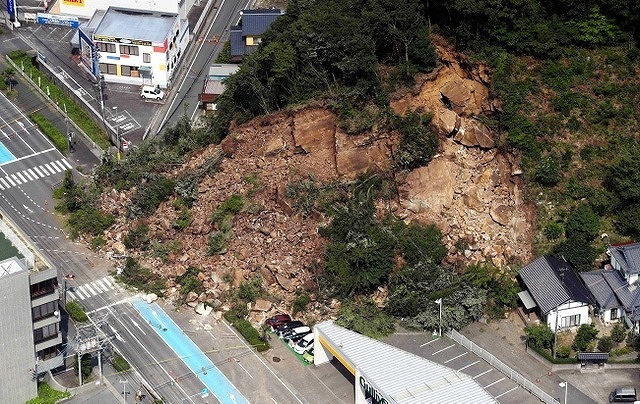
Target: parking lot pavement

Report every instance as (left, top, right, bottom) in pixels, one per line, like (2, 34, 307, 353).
(151, 302, 354, 404)
(384, 332, 539, 404)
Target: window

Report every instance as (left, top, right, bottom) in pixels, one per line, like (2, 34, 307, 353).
(30, 278, 57, 298)
(32, 301, 58, 321)
(611, 308, 619, 320)
(99, 63, 117, 75)
(562, 314, 580, 328)
(120, 66, 139, 77)
(120, 45, 139, 56)
(97, 42, 116, 53)
(143, 53, 151, 63)
(34, 323, 59, 343)
(37, 346, 59, 361)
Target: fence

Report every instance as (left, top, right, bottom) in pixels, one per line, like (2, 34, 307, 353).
(448, 329, 560, 404)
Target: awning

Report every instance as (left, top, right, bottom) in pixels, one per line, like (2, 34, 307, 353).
(518, 290, 537, 310)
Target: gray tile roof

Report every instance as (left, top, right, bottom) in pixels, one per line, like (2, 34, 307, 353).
(230, 25, 244, 57)
(518, 256, 593, 314)
(610, 242, 640, 275)
(580, 270, 620, 310)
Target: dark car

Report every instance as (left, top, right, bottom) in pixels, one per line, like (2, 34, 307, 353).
(266, 314, 292, 331)
(276, 320, 304, 335)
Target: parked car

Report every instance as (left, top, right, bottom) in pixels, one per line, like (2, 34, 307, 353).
(266, 314, 291, 331)
(293, 333, 314, 354)
(288, 330, 312, 346)
(140, 85, 165, 100)
(302, 347, 314, 364)
(276, 321, 304, 336)
(609, 387, 637, 402)
(281, 326, 310, 342)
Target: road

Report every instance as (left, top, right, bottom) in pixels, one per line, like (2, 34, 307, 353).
(155, 0, 250, 136)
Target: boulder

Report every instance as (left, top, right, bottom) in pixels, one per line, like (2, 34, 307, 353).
(252, 299, 272, 312)
(490, 205, 513, 226)
(195, 302, 213, 316)
(145, 293, 158, 303)
(276, 273, 294, 291)
(434, 109, 460, 136)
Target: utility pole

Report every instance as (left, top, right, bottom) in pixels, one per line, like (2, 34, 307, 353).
(120, 379, 129, 404)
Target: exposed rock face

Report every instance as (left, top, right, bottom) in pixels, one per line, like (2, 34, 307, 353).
(99, 37, 535, 321)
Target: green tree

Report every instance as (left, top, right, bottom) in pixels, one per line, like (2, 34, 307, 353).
(611, 323, 626, 343)
(524, 323, 555, 350)
(336, 299, 395, 339)
(572, 323, 598, 351)
(393, 111, 438, 170)
(565, 204, 601, 241)
(597, 335, 613, 352)
(74, 353, 92, 382)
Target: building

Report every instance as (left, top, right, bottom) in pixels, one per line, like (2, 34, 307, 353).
(518, 255, 594, 332)
(581, 242, 640, 331)
(50, 0, 188, 21)
(79, 7, 188, 87)
(199, 64, 239, 110)
(230, 9, 285, 62)
(313, 321, 496, 403)
(0, 216, 63, 403)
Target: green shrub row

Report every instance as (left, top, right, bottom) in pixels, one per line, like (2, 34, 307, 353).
(8, 50, 109, 149)
(528, 344, 579, 364)
(29, 113, 68, 153)
(111, 355, 131, 373)
(66, 301, 88, 322)
(223, 310, 270, 352)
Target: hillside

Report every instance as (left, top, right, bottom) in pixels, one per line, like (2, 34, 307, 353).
(97, 42, 534, 322)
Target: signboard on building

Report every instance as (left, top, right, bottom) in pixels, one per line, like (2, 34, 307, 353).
(7, 0, 16, 20)
(93, 35, 152, 47)
(359, 376, 388, 404)
(37, 13, 80, 28)
(62, 0, 84, 6)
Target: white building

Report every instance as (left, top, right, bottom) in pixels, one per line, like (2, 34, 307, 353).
(84, 7, 188, 87)
(518, 255, 593, 332)
(50, 0, 188, 20)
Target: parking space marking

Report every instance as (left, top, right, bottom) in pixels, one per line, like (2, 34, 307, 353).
(483, 377, 505, 389)
(432, 344, 455, 355)
(473, 369, 492, 379)
(420, 338, 439, 347)
(457, 360, 480, 371)
(444, 352, 467, 363)
(495, 386, 519, 398)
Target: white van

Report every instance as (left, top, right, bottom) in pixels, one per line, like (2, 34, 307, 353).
(140, 85, 164, 100)
(293, 333, 314, 354)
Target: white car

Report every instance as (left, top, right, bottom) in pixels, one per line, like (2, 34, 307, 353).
(294, 333, 314, 354)
(140, 85, 165, 100)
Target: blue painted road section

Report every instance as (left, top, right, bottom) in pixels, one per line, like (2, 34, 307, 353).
(132, 300, 249, 404)
(0, 143, 16, 164)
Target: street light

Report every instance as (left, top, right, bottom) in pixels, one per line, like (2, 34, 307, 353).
(559, 381, 568, 404)
(435, 298, 443, 337)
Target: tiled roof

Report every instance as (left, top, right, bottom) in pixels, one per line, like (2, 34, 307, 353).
(230, 26, 244, 57)
(610, 243, 640, 275)
(518, 256, 593, 314)
(240, 9, 284, 36)
(580, 270, 620, 309)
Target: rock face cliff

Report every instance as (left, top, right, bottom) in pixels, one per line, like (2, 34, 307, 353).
(100, 42, 535, 320)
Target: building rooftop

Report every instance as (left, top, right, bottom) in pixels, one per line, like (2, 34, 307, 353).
(0, 257, 27, 279)
(93, 7, 177, 43)
(610, 242, 640, 275)
(518, 255, 594, 314)
(315, 321, 496, 403)
(208, 64, 240, 79)
(240, 8, 285, 36)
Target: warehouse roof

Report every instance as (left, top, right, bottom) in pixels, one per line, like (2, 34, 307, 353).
(315, 321, 496, 404)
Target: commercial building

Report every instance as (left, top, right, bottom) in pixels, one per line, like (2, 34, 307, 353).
(313, 321, 496, 403)
(0, 215, 63, 403)
(50, 0, 188, 21)
(78, 7, 188, 87)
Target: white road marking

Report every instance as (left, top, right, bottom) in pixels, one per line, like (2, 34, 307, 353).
(61, 159, 73, 169)
(54, 160, 68, 171)
(0, 178, 9, 188)
(483, 377, 505, 388)
(473, 369, 492, 379)
(83, 283, 98, 296)
(432, 344, 455, 355)
(17, 171, 29, 182)
(236, 361, 253, 379)
(444, 352, 467, 363)
(458, 360, 480, 371)
(420, 338, 439, 347)
(27, 168, 39, 179)
(131, 319, 146, 336)
(11, 174, 21, 184)
(4, 176, 15, 186)
(22, 204, 33, 213)
(495, 386, 519, 398)
(32, 166, 45, 177)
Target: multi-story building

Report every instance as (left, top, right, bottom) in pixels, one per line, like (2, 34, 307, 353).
(0, 218, 63, 403)
(52, 0, 188, 21)
(78, 7, 188, 87)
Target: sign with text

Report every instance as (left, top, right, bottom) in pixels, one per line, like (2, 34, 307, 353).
(7, 0, 15, 18)
(62, 0, 84, 6)
(37, 13, 80, 28)
(93, 35, 152, 47)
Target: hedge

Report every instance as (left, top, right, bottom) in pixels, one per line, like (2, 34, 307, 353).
(224, 311, 270, 352)
(29, 113, 68, 153)
(529, 344, 579, 364)
(111, 355, 131, 373)
(66, 300, 88, 322)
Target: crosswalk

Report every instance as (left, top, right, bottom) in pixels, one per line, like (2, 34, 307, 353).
(67, 276, 118, 301)
(0, 159, 72, 190)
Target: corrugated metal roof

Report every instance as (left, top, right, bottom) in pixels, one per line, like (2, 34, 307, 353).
(240, 9, 284, 36)
(315, 321, 496, 404)
(610, 243, 640, 275)
(518, 256, 572, 314)
(208, 64, 239, 79)
(518, 290, 537, 309)
(580, 270, 620, 310)
(203, 80, 225, 95)
(94, 7, 176, 43)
